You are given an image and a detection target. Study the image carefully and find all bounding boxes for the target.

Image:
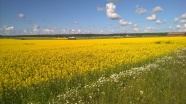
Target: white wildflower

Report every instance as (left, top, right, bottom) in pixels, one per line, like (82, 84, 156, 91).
(140, 90, 144, 95)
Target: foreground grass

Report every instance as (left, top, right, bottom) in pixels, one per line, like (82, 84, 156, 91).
(50, 48, 186, 104)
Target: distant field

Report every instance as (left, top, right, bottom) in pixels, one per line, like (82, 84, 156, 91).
(0, 37, 186, 103)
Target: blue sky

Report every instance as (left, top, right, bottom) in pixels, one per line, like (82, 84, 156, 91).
(0, 0, 186, 35)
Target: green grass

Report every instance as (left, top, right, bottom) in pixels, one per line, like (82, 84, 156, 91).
(49, 48, 186, 104)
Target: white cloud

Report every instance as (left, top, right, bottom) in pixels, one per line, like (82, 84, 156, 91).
(71, 29, 75, 32)
(168, 26, 174, 30)
(69, 29, 82, 34)
(61, 29, 67, 34)
(134, 24, 138, 27)
(0, 26, 14, 35)
(181, 13, 186, 19)
(33, 28, 39, 32)
(174, 24, 186, 32)
(42, 29, 54, 34)
(100, 30, 104, 34)
(18, 13, 25, 18)
(4, 26, 14, 31)
(106, 3, 121, 20)
(155, 19, 166, 24)
(136, 8, 147, 15)
(85, 30, 91, 34)
(144, 27, 156, 32)
(33, 24, 39, 29)
(33, 24, 40, 32)
(176, 25, 182, 29)
(183, 24, 186, 31)
(133, 23, 139, 32)
(174, 13, 186, 24)
(144, 30, 149, 32)
(62, 29, 66, 32)
(97, 7, 105, 11)
(23, 29, 27, 33)
(146, 27, 155, 30)
(174, 17, 179, 22)
(135, 5, 147, 15)
(180, 19, 186, 23)
(134, 27, 139, 32)
(146, 14, 156, 21)
(119, 19, 132, 26)
(77, 29, 81, 34)
(152, 6, 163, 13)
(155, 19, 161, 24)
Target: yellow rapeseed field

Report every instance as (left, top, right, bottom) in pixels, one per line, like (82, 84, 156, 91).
(0, 37, 186, 97)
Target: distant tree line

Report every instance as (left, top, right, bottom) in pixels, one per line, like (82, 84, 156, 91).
(0, 33, 167, 38)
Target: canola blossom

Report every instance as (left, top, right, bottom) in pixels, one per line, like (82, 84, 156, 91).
(0, 37, 186, 98)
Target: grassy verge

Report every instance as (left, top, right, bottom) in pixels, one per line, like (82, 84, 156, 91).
(50, 48, 186, 104)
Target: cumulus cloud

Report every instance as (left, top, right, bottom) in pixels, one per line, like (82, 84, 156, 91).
(97, 7, 105, 11)
(61, 29, 67, 34)
(83, 30, 91, 34)
(181, 13, 186, 19)
(155, 19, 166, 24)
(134, 24, 138, 27)
(135, 4, 147, 15)
(18, 13, 25, 18)
(77, 29, 81, 34)
(42, 29, 54, 34)
(4, 26, 14, 31)
(100, 30, 104, 34)
(180, 19, 186, 23)
(33, 24, 39, 29)
(174, 17, 179, 22)
(106, 3, 121, 20)
(168, 26, 174, 30)
(152, 6, 163, 13)
(133, 24, 139, 32)
(136, 8, 147, 15)
(62, 29, 66, 32)
(144, 27, 156, 32)
(183, 24, 186, 31)
(69, 29, 82, 34)
(174, 24, 186, 31)
(23, 29, 27, 34)
(33, 24, 40, 32)
(146, 27, 155, 30)
(33, 29, 39, 32)
(0, 26, 14, 35)
(174, 13, 186, 24)
(176, 25, 182, 29)
(71, 29, 75, 32)
(119, 19, 132, 26)
(155, 20, 161, 24)
(134, 27, 139, 32)
(146, 14, 156, 21)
